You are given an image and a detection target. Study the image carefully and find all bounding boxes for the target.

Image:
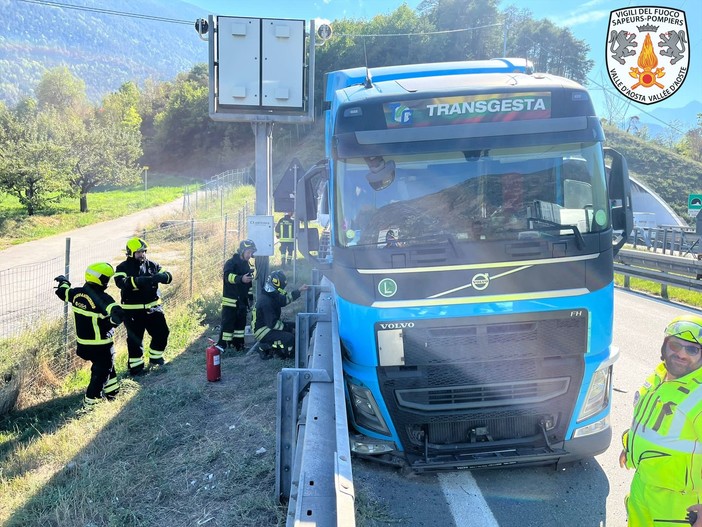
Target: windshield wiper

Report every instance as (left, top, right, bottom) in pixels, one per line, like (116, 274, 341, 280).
(526, 217, 585, 250)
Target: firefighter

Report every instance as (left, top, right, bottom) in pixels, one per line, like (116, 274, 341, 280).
(252, 270, 308, 359)
(619, 315, 702, 527)
(217, 239, 256, 351)
(114, 237, 172, 376)
(275, 212, 295, 267)
(54, 263, 124, 407)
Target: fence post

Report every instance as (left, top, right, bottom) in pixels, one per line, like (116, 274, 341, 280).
(224, 214, 228, 264)
(190, 218, 195, 298)
(63, 238, 71, 363)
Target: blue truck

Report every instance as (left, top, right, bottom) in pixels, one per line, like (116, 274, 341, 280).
(295, 58, 633, 471)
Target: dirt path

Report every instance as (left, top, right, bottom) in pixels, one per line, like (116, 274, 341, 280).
(1, 198, 185, 271)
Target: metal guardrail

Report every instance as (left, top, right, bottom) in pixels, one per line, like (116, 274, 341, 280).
(629, 226, 700, 257)
(276, 277, 355, 526)
(615, 248, 702, 297)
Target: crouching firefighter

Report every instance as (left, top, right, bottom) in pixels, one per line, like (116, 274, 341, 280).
(54, 263, 125, 407)
(252, 271, 308, 359)
(114, 237, 173, 376)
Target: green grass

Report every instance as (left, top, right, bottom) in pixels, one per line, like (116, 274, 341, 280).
(0, 173, 192, 249)
(615, 274, 702, 307)
(0, 183, 298, 525)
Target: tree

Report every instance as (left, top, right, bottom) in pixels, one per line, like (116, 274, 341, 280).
(419, 0, 503, 61)
(34, 66, 87, 115)
(61, 109, 143, 213)
(677, 127, 702, 163)
(0, 104, 70, 215)
(100, 81, 142, 131)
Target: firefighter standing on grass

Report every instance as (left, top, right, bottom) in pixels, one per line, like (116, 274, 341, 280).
(54, 263, 124, 407)
(114, 237, 172, 376)
(217, 239, 256, 351)
(275, 212, 295, 267)
(619, 315, 702, 526)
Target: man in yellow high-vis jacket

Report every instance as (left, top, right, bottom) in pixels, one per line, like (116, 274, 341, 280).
(619, 315, 702, 527)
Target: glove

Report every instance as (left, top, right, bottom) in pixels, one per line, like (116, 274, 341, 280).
(110, 306, 126, 325)
(155, 272, 170, 284)
(54, 275, 71, 286)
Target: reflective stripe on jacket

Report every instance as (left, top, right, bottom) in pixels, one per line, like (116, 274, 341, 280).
(624, 362, 702, 492)
(222, 253, 253, 308)
(275, 217, 294, 242)
(55, 282, 121, 345)
(114, 257, 169, 308)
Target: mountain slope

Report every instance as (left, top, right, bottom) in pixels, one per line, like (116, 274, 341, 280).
(0, 0, 206, 105)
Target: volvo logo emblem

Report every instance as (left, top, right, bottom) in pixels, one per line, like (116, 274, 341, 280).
(471, 273, 490, 290)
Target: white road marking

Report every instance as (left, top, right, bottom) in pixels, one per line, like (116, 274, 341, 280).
(438, 472, 499, 527)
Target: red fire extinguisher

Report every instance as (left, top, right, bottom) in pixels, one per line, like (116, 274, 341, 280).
(206, 338, 221, 382)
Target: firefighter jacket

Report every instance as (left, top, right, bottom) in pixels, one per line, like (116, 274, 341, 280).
(253, 288, 300, 340)
(275, 216, 294, 243)
(622, 361, 702, 492)
(222, 253, 253, 309)
(55, 282, 123, 345)
(114, 257, 172, 310)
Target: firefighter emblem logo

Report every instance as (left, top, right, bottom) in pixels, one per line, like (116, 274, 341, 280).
(606, 7, 689, 105)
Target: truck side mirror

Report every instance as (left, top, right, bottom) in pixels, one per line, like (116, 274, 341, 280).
(295, 159, 330, 261)
(604, 147, 633, 255)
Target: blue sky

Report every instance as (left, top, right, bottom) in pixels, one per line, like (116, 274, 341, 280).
(185, 0, 700, 121)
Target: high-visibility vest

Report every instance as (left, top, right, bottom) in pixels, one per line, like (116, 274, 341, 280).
(622, 362, 702, 492)
(276, 217, 294, 242)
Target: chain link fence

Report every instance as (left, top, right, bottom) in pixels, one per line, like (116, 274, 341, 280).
(0, 170, 253, 414)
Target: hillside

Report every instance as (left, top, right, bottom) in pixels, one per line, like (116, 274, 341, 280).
(603, 125, 702, 217)
(0, 0, 206, 105)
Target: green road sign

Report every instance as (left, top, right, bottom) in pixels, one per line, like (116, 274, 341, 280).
(688, 194, 702, 217)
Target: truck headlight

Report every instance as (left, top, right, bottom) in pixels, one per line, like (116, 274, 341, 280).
(577, 365, 612, 422)
(348, 383, 390, 435)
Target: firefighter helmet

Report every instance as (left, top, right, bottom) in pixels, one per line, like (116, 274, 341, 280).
(126, 237, 148, 257)
(664, 315, 702, 346)
(238, 239, 257, 256)
(264, 270, 286, 292)
(85, 262, 115, 287)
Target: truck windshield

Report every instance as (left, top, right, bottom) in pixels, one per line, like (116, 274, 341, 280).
(335, 142, 609, 248)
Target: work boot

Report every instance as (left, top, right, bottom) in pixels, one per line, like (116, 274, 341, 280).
(129, 364, 145, 377)
(150, 357, 165, 366)
(83, 395, 103, 408)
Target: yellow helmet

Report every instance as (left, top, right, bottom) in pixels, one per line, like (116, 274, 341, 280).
(126, 237, 148, 257)
(85, 262, 115, 287)
(664, 315, 702, 346)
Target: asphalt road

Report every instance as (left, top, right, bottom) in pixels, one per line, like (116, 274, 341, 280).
(1, 198, 185, 272)
(353, 289, 700, 527)
(0, 198, 186, 338)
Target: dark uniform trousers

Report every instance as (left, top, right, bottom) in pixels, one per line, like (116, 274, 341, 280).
(76, 343, 119, 400)
(220, 304, 248, 348)
(124, 307, 169, 371)
(259, 321, 295, 358)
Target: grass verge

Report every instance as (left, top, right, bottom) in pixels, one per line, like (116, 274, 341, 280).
(614, 274, 702, 308)
(0, 301, 289, 526)
(0, 174, 188, 249)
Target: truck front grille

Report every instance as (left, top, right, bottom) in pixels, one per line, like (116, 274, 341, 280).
(375, 309, 587, 458)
